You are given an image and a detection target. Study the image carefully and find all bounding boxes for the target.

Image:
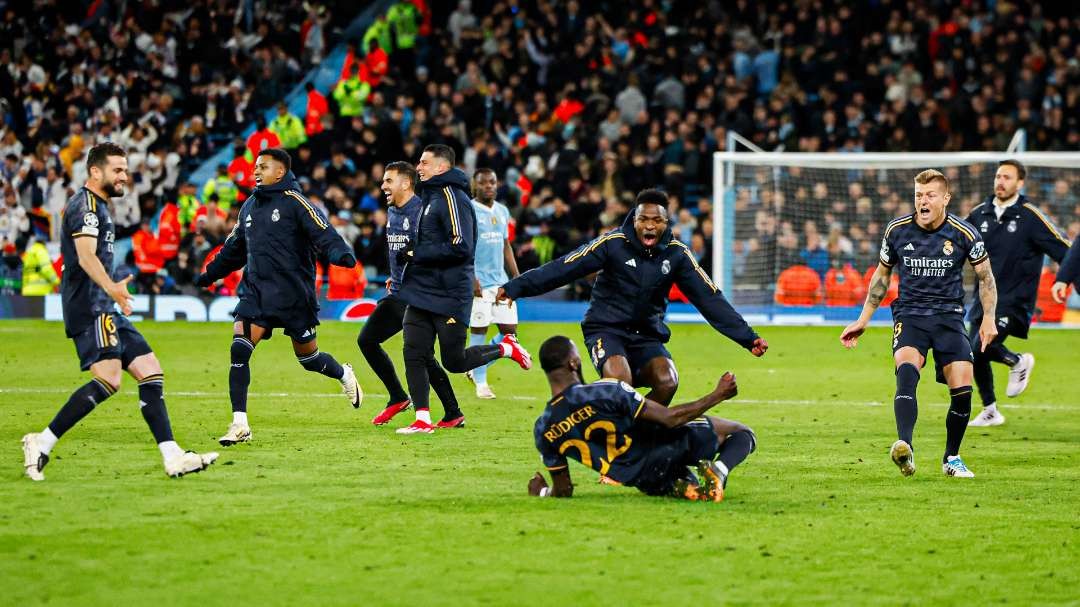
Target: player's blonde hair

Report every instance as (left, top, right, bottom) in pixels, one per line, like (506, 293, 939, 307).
(913, 169, 950, 193)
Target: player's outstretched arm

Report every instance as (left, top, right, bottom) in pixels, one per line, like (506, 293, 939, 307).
(973, 259, 998, 350)
(638, 372, 738, 428)
(198, 213, 248, 286)
(74, 236, 134, 315)
(1053, 234, 1080, 303)
(840, 262, 892, 349)
(499, 234, 613, 302)
(528, 468, 574, 498)
(296, 197, 355, 267)
(672, 247, 765, 355)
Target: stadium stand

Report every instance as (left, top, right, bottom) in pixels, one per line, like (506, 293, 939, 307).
(1, 0, 1077, 301)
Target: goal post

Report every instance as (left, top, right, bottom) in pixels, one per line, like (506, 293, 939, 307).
(711, 151, 1080, 325)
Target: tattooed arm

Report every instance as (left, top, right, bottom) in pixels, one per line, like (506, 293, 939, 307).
(972, 260, 999, 351)
(840, 262, 893, 348)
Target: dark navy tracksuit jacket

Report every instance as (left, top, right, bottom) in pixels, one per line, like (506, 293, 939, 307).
(503, 211, 759, 349)
(397, 168, 477, 323)
(1056, 233, 1080, 290)
(204, 172, 356, 329)
(965, 195, 1070, 337)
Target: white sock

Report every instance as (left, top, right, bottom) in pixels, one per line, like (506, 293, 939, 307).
(499, 343, 512, 357)
(38, 428, 59, 455)
(158, 440, 184, 460)
(984, 403, 998, 414)
(416, 409, 432, 424)
(233, 411, 248, 426)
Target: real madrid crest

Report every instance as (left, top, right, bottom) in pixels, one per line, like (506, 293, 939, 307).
(271, 208, 281, 222)
(661, 259, 671, 275)
(403, 217, 409, 230)
(979, 221, 988, 232)
(1007, 220, 1017, 233)
(943, 240, 954, 255)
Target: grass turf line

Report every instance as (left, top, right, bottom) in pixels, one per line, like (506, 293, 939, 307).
(1, 320, 1077, 605)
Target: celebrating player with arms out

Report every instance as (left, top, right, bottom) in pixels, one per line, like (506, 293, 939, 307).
(841, 169, 997, 478)
(527, 336, 756, 501)
(500, 189, 767, 406)
(196, 148, 361, 445)
(22, 143, 218, 480)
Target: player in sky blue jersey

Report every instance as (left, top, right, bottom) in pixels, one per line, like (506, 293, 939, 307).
(841, 169, 998, 479)
(465, 168, 520, 399)
(21, 143, 217, 480)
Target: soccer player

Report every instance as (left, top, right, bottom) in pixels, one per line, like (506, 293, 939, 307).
(395, 144, 531, 434)
(360, 161, 462, 427)
(499, 189, 767, 406)
(21, 143, 218, 480)
(195, 148, 361, 445)
(964, 160, 1070, 427)
(526, 335, 755, 501)
(465, 168, 520, 399)
(1051, 233, 1080, 304)
(841, 169, 998, 478)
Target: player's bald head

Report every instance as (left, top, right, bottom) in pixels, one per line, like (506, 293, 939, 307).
(540, 336, 579, 373)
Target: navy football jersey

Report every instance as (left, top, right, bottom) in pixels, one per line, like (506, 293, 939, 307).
(60, 188, 117, 337)
(386, 195, 422, 294)
(534, 379, 649, 484)
(879, 213, 987, 317)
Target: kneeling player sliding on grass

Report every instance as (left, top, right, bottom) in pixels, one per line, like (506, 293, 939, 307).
(841, 169, 998, 478)
(527, 336, 756, 502)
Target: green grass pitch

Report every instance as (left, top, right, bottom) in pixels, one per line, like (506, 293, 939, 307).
(1, 319, 1077, 605)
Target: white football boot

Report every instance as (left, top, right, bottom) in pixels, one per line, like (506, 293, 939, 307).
(218, 423, 252, 446)
(165, 451, 219, 477)
(1006, 353, 1034, 397)
(890, 439, 915, 477)
(968, 404, 1005, 427)
(21, 433, 48, 481)
(475, 384, 496, 399)
(942, 455, 975, 478)
(341, 363, 363, 409)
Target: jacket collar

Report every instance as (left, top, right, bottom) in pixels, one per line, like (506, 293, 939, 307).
(253, 172, 299, 199)
(418, 167, 470, 192)
(976, 193, 1028, 216)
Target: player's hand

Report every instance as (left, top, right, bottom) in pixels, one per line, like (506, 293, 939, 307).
(978, 317, 998, 352)
(1051, 281, 1070, 304)
(840, 321, 866, 349)
(711, 372, 738, 402)
(473, 279, 483, 298)
(749, 337, 768, 357)
(108, 275, 134, 316)
(528, 472, 549, 497)
(335, 252, 357, 268)
(385, 277, 392, 293)
(496, 286, 513, 304)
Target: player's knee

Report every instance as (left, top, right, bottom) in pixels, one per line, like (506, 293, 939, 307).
(895, 362, 920, 384)
(231, 335, 255, 366)
(94, 373, 122, 393)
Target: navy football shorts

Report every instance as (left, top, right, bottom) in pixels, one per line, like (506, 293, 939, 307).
(72, 313, 153, 371)
(892, 314, 973, 383)
(583, 330, 672, 381)
(630, 420, 721, 496)
(236, 314, 319, 344)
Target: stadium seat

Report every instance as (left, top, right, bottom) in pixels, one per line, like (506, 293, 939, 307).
(1034, 267, 1067, 323)
(824, 264, 866, 307)
(774, 265, 822, 306)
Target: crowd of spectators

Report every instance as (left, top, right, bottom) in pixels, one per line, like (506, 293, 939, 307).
(1, 0, 1078, 303)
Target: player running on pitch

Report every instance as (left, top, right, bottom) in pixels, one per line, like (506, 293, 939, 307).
(196, 148, 361, 445)
(841, 169, 998, 478)
(500, 188, 767, 405)
(22, 143, 218, 480)
(527, 335, 756, 501)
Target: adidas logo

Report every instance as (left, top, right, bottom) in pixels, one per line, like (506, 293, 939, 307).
(903, 243, 915, 251)
(625, 259, 637, 267)
(446, 318, 457, 324)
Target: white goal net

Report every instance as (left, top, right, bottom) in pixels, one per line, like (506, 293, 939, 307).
(711, 152, 1080, 323)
